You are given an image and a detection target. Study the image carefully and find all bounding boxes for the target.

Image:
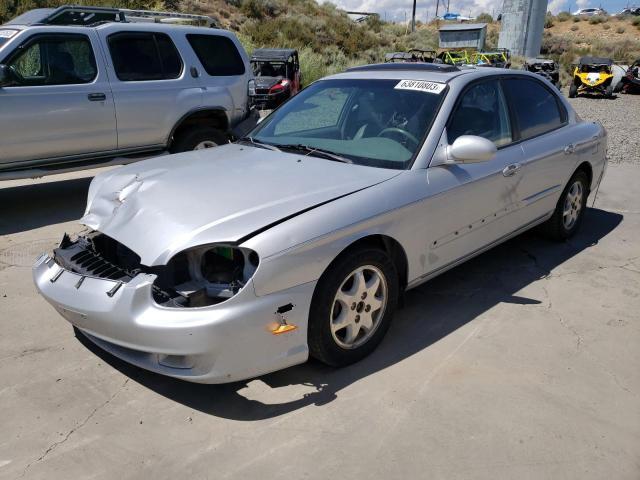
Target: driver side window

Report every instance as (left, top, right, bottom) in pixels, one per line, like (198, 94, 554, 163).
(7, 34, 97, 86)
(448, 80, 512, 147)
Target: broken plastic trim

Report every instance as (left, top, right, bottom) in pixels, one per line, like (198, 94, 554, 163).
(151, 244, 260, 308)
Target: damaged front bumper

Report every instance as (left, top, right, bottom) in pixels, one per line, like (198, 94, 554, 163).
(33, 252, 314, 383)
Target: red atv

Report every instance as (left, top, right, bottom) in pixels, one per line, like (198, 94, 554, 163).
(249, 49, 301, 110)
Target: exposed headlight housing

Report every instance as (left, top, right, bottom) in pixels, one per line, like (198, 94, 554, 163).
(152, 244, 259, 308)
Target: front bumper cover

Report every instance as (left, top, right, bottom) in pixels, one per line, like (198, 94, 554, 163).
(33, 254, 313, 383)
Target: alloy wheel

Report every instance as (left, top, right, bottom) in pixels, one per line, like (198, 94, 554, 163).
(330, 265, 388, 349)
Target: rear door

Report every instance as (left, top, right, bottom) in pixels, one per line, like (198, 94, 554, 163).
(0, 30, 116, 165)
(186, 33, 251, 126)
(501, 77, 583, 223)
(100, 29, 201, 149)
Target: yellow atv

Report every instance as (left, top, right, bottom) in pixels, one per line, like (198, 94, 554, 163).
(436, 49, 470, 66)
(569, 56, 615, 98)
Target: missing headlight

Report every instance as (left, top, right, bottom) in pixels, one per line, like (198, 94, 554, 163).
(152, 245, 259, 308)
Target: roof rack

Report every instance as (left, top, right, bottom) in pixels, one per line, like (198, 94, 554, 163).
(347, 63, 460, 73)
(16, 5, 218, 28)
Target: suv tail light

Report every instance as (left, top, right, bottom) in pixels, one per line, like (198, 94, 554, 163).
(248, 79, 256, 96)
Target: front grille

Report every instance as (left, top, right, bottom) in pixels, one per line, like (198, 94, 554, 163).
(54, 233, 141, 282)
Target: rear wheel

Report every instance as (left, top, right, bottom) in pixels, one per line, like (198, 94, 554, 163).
(568, 83, 578, 98)
(613, 80, 624, 93)
(541, 170, 589, 240)
(170, 126, 227, 153)
(308, 248, 399, 367)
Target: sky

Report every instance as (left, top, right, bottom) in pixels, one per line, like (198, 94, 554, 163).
(333, 0, 634, 22)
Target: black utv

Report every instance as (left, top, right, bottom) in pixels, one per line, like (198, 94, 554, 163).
(523, 58, 561, 89)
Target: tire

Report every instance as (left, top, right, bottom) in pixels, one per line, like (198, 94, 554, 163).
(568, 83, 578, 98)
(308, 248, 399, 367)
(613, 80, 624, 93)
(541, 170, 589, 240)
(170, 126, 227, 153)
(605, 83, 614, 98)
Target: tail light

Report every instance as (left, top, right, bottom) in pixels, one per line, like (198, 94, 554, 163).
(248, 79, 256, 96)
(269, 79, 290, 94)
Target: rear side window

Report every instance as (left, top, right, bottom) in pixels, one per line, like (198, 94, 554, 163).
(503, 78, 565, 140)
(187, 34, 245, 76)
(108, 32, 182, 81)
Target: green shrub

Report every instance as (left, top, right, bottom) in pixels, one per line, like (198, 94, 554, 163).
(544, 14, 554, 28)
(572, 15, 581, 22)
(602, 23, 610, 30)
(476, 12, 493, 23)
(616, 26, 626, 34)
(570, 24, 579, 31)
(633, 17, 640, 27)
(588, 15, 607, 24)
(557, 11, 571, 21)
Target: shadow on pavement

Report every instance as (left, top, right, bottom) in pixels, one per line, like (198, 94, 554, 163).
(0, 177, 92, 235)
(76, 207, 624, 420)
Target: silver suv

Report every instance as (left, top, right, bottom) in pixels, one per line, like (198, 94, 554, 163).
(0, 6, 255, 179)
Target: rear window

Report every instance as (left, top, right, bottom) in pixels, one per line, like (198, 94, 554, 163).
(108, 32, 182, 81)
(503, 78, 565, 140)
(187, 34, 245, 76)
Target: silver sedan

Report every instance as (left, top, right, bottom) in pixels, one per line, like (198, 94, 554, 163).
(34, 64, 607, 383)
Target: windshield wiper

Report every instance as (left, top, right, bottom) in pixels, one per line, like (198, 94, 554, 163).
(278, 144, 353, 164)
(238, 137, 281, 151)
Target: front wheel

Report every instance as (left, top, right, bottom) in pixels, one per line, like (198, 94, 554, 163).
(170, 126, 227, 153)
(568, 83, 578, 98)
(308, 248, 399, 366)
(605, 83, 614, 98)
(541, 171, 589, 240)
(613, 80, 624, 93)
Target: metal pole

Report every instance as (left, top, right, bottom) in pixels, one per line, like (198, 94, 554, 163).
(411, 0, 417, 32)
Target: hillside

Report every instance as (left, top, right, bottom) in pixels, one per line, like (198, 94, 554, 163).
(2, 0, 640, 83)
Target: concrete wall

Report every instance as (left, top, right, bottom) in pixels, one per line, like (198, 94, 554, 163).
(498, 0, 547, 57)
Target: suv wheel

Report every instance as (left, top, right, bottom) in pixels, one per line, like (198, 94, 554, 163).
(308, 248, 399, 367)
(171, 127, 227, 153)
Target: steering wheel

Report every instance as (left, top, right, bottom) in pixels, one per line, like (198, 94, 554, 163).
(379, 127, 420, 149)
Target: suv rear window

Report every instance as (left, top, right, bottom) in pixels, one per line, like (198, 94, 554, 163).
(108, 32, 182, 81)
(187, 34, 245, 76)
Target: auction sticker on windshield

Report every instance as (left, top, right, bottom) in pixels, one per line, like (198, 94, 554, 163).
(394, 80, 446, 94)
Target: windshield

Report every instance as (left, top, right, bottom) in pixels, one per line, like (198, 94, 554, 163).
(249, 78, 446, 170)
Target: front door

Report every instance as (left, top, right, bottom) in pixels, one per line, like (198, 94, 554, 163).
(422, 79, 526, 274)
(0, 31, 116, 165)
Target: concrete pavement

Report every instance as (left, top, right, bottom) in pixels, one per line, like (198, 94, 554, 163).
(0, 163, 638, 480)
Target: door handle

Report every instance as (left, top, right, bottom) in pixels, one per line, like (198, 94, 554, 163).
(87, 93, 106, 102)
(564, 144, 575, 155)
(502, 163, 522, 177)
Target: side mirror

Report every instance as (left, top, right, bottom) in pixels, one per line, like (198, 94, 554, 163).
(447, 135, 497, 163)
(0, 64, 18, 87)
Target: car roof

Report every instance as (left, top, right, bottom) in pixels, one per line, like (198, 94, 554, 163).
(324, 63, 528, 84)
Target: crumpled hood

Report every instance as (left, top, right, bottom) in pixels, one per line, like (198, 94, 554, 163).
(253, 76, 283, 90)
(82, 144, 399, 265)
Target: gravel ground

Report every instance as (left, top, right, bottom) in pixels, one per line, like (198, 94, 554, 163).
(567, 92, 640, 165)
